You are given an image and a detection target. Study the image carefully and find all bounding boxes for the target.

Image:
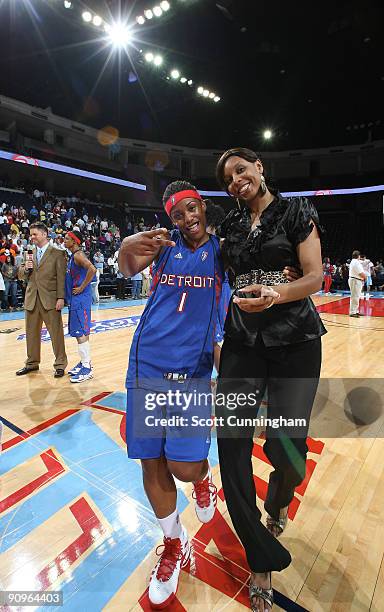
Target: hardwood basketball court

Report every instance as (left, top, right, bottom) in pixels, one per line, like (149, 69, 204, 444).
(1, 294, 383, 611)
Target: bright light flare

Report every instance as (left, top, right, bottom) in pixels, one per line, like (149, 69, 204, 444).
(153, 6, 163, 17)
(108, 22, 132, 48)
(82, 11, 92, 23)
(154, 55, 163, 66)
(263, 129, 273, 140)
(93, 15, 102, 27)
(170, 69, 180, 79)
(144, 9, 153, 19)
(160, 1, 170, 10)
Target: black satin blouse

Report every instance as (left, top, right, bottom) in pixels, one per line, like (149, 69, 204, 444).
(218, 193, 327, 347)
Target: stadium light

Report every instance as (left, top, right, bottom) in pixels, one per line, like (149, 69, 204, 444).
(197, 86, 204, 94)
(153, 6, 163, 17)
(170, 69, 180, 79)
(180, 77, 187, 83)
(108, 22, 132, 48)
(63, 1, 72, 8)
(188, 79, 193, 86)
(209, 92, 215, 99)
(214, 96, 220, 102)
(93, 15, 102, 27)
(136, 15, 145, 25)
(203, 89, 209, 97)
(154, 55, 163, 66)
(263, 129, 273, 140)
(82, 11, 92, 23)
(160, 1, 170, 10)
(145, 52, 154, 62)
(144, 9, 153, 19)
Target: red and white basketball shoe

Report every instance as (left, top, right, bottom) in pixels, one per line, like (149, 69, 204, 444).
(148, 526, 190, 609)
(192, 468, 217, 523)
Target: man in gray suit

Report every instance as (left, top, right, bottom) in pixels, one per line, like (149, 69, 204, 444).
(16, 222, 68, 377)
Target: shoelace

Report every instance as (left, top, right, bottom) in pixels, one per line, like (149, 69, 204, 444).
(155, 537, 183, 582)
(192, 479, 217, 508)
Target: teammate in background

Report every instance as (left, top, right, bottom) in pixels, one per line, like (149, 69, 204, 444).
(360, 254, 374, 299)
(119, 181, 223, 609)
(204, 199, 232, 372)
(64, 231, 96, 383)
(322, 257, 334, 295)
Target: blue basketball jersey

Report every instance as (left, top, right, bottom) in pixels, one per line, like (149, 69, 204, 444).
(215, 272, 232, 343)
(65, 252, 92, 306)
(126, 231, 224, 388)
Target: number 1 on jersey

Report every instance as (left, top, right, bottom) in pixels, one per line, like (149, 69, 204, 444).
(177, 291, 187, 312)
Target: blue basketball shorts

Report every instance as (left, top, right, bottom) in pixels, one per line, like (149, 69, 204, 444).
(125, 381, 213, 462)
(68, 303, 91, 338)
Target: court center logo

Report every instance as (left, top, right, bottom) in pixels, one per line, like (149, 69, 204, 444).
(16, 315, 141, 342)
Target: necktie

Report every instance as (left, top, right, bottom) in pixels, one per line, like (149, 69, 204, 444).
(37, 248, 43, 266)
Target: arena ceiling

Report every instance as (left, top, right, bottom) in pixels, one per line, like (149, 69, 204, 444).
(1, 0, 383, 151)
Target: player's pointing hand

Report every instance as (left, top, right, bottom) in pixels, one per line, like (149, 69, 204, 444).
(123, 228, 175, 256)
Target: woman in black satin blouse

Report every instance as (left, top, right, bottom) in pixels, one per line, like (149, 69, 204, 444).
(215, 148, 326, 612)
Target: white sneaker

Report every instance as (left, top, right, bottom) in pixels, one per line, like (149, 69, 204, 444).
(192, 468, 217, 523)
(148, 526, 190, 609)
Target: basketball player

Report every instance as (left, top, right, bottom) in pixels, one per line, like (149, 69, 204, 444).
(119, 181, 223, 609)
(360, 254, 374, 299)
(64, 231, 96, 382)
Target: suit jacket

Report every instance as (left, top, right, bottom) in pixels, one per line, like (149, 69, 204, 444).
(20, 244, 67, 311)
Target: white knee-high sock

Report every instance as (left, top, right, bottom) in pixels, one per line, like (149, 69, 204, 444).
(78, 341, 91, 368)
(157, 508, 182, 539)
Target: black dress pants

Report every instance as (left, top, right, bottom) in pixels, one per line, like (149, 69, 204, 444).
(216, 334, 321, 573)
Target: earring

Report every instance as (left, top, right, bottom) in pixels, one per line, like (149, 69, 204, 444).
(260, 174, 267, 195)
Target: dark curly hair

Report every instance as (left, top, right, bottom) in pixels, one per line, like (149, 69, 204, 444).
(204, 199, 226, 230)
(216, 147, 264, 191)
(162, 180, 198, 207)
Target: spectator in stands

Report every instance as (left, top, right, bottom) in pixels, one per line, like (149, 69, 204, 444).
(107, 253, 117, 275)
(0, 211, 9, 235)
(348, 251, 366, 317)
(130, 270, 142, 299)
(29, 204, 39, 220)
(100, 218, 108, 232)
(92, 249, 104, 303)
(1, 252, 19, 311)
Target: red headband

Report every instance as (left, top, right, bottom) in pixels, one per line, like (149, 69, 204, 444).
(164, 189, 202, 217)
(68, 231, 81, 245)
